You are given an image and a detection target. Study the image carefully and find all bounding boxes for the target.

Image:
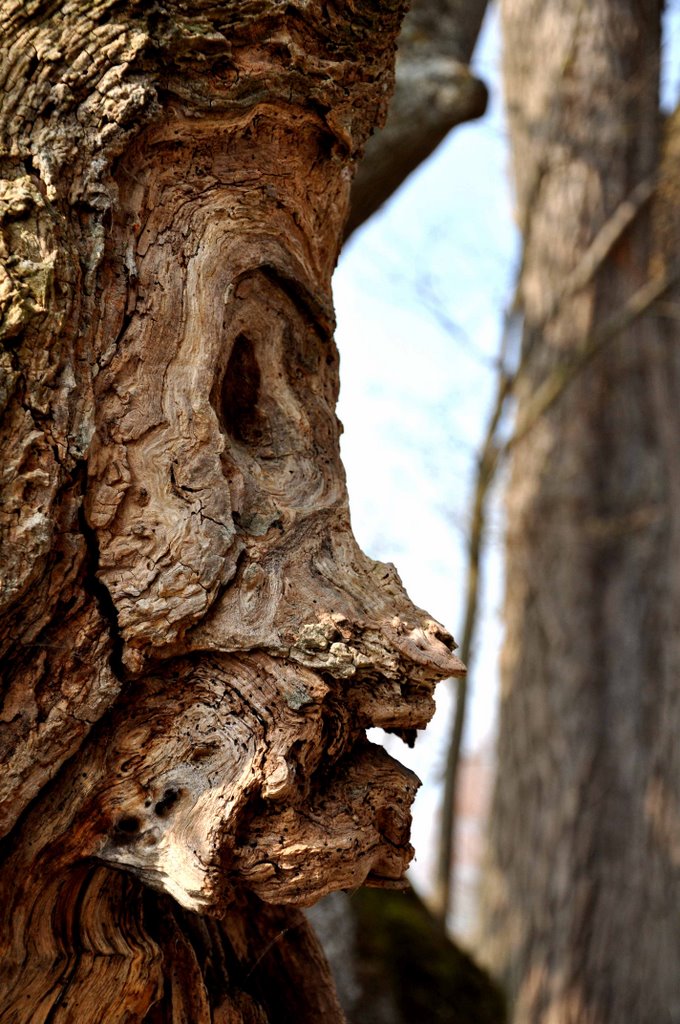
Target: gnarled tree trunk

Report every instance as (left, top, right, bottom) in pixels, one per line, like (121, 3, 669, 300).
(481, 1, 680, 1020)
(0, 3, 465, 1019)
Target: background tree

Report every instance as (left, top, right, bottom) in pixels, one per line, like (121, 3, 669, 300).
(480, 1, 680, 1020)
(0, 2, 468, 1020)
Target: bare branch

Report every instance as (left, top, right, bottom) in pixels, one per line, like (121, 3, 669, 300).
(508, 265, 677, 453)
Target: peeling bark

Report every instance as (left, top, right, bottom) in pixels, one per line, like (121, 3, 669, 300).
(0, 3, 464, 1019)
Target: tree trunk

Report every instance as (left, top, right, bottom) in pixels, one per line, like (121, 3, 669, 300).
(345, 0, 488, 238)
(481, 1, 680, 1021)
(0, 3, 465, 1019)
(309, 887, 506, 1024)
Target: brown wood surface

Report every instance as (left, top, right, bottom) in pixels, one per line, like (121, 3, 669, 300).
(0, 3, 464, 1019)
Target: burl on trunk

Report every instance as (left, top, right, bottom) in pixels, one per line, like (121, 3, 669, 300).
(0, 2, 463, 1020)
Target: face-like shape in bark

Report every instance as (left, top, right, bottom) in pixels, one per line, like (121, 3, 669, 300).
(87, 655, 420, 912)
(83, 115, 463, 914)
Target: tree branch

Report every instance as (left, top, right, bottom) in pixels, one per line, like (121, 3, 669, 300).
(508, 265, 677, 453)
(346, 0, 489, 237)
(434, 357, 514, 927)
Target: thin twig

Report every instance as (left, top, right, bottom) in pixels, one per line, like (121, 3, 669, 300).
(432, 182, 665, 930)
(432, 254, 673, 933)
(547, 175, 657, 321)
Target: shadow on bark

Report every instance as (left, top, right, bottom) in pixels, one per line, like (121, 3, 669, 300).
(309, 885, 506, 1024)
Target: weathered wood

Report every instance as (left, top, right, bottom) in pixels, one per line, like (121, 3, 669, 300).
(0, 2, 464, 1019)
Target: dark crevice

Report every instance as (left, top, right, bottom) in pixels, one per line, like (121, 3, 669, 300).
(154, 787, 181, 818)
(220, 332, 264, 445)
(112, 306, 135, 353)
(114, 815, 142, 844)
(77, 481, 126, 681)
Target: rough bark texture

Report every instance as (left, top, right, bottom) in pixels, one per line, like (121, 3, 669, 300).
(0, 3, 465, 1020)
(481, 1, 680, 1021)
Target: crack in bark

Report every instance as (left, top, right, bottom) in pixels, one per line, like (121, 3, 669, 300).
(78, 480, 126, 682)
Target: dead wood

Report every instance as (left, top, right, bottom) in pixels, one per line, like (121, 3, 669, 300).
(0, 3, 464, 1019)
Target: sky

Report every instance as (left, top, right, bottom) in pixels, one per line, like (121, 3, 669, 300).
(332, 0, 680, 914)
(332, 4, 518, 903)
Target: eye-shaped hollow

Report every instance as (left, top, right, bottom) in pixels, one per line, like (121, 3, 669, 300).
(212, 267, 342, 533)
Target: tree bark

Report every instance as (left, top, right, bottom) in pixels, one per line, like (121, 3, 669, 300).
(0, 3, 465, 1019)
(481, 1, 680, 1021)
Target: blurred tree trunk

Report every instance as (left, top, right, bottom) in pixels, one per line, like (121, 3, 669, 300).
(0, 2, 467, 1020)
(309, 887, 506, 1024)
(481, 1, 680, 1020)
